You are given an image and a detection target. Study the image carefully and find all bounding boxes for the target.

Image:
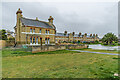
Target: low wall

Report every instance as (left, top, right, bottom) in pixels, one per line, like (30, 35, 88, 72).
(0, 40, 6, 49)
(67, 44, 88, 49)
(32, 44, 88, 53)
(0, 40, 15, 48)
(32, 45, 66, 53)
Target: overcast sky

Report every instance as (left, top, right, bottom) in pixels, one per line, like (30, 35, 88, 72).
(1, 1, 118, 38)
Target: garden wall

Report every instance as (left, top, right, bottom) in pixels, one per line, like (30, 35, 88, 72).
(67, 44, 88, 49)
(32, 45, 66, 53)
(0, 40, 6, 49)
(0, 40, 15, 48)
(32, 44, 88, 53)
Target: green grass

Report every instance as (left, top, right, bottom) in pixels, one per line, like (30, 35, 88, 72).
(2, 49, 79, 57)
(2, 49, 118, 78)
(74, 48, 118, 54)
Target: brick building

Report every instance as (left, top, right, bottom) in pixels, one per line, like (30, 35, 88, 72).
(55, 31, 99, 43)
(14, 8, 56, 45)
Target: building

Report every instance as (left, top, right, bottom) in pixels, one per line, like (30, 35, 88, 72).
(14, 8, 99, 46)
(14, 8, 56, 45)
(55, 31, 99, 43)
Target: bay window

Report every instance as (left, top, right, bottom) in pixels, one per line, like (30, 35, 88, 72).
(39, 29, 41, 33)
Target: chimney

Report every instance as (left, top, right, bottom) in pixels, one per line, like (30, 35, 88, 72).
(90, 34, 92, 37)
(64, 31, 67, 35)
(85, 33, 87, 36)
(72, 32, 75, 36)
(79, 32, 81, 36)
(36, 17, 38, 20)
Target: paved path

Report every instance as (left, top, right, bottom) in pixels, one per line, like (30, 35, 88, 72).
(68, 49, 119, 55)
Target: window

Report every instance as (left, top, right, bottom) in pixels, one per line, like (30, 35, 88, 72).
(48, 30, 49, 34)
(48, 38, 50, 44)
(30, 28, 32, 33)
(46, 30, 47, 34)
(33, 28, 35, 33)
(39, 29, 41, 33)
(33, 37, 35, 44)
(26, 35, 28, 44)
(40, 38, 42, 45)
(30, 37, 32, 44)
(36, 37, 38, 44)
(45, 38, 47, 44)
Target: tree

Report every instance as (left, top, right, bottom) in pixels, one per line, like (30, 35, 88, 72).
(101, 33, 118, 45)
(9, 37, 15, 41)
(0, 29, 7, 40)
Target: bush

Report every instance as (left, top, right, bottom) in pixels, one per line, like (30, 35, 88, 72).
(94, 40, 99, 44)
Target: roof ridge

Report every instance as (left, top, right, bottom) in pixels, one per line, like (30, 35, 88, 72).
(21, 17, 48, 23)
(21, 17, 56, 29)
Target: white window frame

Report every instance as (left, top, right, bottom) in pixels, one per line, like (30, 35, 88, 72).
(30, 28, 32, 33)
(48, 30, 49, 34)
(45, 38, 47, 44)
(48, 38, 50, 44)
(39, 29, 41, 33)
(46, 30, 47, 34)
(36, 37, 38, 44)
(30, 37, 32, 44)
(33, 29, 35, 33)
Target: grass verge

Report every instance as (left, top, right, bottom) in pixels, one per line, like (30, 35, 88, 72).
(2, 48, 118, 78)
(73, 48, 118, 54)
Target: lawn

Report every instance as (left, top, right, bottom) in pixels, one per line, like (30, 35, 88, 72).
(2, 49, 118, 78)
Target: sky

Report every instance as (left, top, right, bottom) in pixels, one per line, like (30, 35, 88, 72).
(1, 0, 118, 38)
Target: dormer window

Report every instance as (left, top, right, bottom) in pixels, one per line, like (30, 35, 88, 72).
(39, 29, 41, 33)
(48, 30, 49, 34)
(30, 28, 32, 33)
(46, 30, 47, 34)
(33, 28, 35, 33)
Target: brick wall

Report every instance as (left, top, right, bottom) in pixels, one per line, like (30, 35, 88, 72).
(32, 45, 66, 53)
(0, 40, 15, 48)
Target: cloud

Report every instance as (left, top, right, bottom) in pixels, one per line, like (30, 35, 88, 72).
(2, 2, 118, 38)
